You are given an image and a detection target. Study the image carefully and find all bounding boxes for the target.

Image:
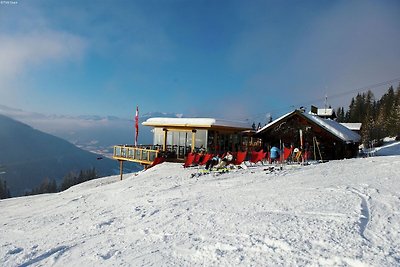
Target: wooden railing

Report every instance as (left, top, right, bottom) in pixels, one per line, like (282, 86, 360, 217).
(113, 145, 160, 165)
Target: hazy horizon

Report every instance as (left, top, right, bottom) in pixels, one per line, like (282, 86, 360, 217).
(1, 0, 400, 122)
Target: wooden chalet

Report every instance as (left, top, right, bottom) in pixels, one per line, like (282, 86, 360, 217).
(112, 109, 361, 179)
(256, 109, 361, 160)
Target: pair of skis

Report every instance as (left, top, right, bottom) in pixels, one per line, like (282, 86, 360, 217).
(190, 167, 229, 178)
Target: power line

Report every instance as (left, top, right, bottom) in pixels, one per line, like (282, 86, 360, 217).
(244, 77, 400, 122)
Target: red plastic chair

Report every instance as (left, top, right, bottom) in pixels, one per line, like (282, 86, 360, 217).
(193, 153, 202, 165)
(261, 151, 267, 162)
(266, 152, 271, 163)
(148, 156, 165, 168)
(283, 147, 293, 161)
(199, 153, 213, 165)
(304, 151, 311, 161)
(183, 153, 196, 168)
(249, 151, 259, 163)
(233, 151, 247, 165)
(250, 150, 265, 164)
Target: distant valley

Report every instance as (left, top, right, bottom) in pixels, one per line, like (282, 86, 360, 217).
(0, 114, 141, 196)
(0, 104, 182, 158)
(0, 105, 184, 196)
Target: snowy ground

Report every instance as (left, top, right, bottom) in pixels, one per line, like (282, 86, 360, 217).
(1, 149, 400, 266)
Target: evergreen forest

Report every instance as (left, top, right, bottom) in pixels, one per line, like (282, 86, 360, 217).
(0, 179, 11, 199)
(336, 84, 400, 146)
(25, 168, 98, 196)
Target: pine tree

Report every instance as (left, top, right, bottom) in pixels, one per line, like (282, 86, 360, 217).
(49, 179, 57, 193)
(386, 86, 397, 135)
(394, 84, 400, 135)
(59, 168, 98, 191)
(375, 86, 395, 137)
(345, 98, 355, 122)
(340, 85, 400, 143)
(0, 179, 11, 199)
(61, 171, 77, 191)
(360, 91, 375, 146)
(0, 179, 4, 199)
(336, 107, 346, 122)
(26, 177, 57, 195)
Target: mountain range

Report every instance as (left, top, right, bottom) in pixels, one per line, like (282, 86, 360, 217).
(0, 104, 182, 157)
(0, 114, 140, 196)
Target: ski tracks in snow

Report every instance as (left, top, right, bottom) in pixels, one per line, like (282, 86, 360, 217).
(18, 245, 71, 267)
(349, 187, 371, 242)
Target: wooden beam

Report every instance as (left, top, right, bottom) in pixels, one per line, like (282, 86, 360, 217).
(191, 130, 196, 152)
(119, 160, 123, 181)
(163, 128, 168, 151)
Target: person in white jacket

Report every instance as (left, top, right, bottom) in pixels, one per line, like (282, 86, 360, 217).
(215, 151, 233, 169)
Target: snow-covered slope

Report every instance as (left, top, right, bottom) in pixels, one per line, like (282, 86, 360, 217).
(1, 156, 400, 266)
(374, 139, 400, 156)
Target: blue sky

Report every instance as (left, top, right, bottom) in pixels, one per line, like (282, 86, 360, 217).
(1, 0, 399, 122)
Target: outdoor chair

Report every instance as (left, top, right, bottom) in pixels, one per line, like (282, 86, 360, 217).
(233, 151, 247, 165)
(193, 153, 202, 165)
(249, 150, 266, 165)
(283, 147, 293, 161)
(183, 152, 196, 168)
(259, 151, 267, 163)
(148, 156, 165, 168)
(199, 153, 213, 166)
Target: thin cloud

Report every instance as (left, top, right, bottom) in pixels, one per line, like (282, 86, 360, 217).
(227, 1, 400, 117)
(284, 1, 400, 108)
(0, 31, 87, 89)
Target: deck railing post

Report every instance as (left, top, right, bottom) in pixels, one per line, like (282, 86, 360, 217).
(113, 145, 160, 166)
(163, 128, 168, 151)
(191, 129, 197, 153)
(119, 160, 123, 180)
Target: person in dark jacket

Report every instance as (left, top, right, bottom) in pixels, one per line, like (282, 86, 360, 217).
(206, 155, 220, 170)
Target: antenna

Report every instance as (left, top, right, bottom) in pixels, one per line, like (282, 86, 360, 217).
(324, 92, 328, 111)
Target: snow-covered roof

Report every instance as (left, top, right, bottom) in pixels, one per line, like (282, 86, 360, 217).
(257, 110, 361, 143)
(142, 117, 252, 130)
(257, 111, 291, 133)
(340, 123, 362, 131)
(302, 112, 361, 143)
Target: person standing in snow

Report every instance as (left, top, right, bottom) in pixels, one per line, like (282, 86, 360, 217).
(270, 146, 280, 163)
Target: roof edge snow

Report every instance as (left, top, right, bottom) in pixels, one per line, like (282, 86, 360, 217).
(257, 110, 361, 143)
(142, 117, 252, 130)
(340, 123, 362, 131)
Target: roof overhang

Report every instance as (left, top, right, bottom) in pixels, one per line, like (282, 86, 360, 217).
(142, 117, 252, 131)
(340, 123, 362, 131)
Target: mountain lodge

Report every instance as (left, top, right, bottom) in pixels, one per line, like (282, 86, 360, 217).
(113, 107, 361, 177)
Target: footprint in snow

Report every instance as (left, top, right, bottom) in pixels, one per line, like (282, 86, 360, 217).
(96, 218, 115, 229)
(98, 250, 120, 260)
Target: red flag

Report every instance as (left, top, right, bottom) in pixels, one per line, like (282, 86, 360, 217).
(135, 106, 139, 146)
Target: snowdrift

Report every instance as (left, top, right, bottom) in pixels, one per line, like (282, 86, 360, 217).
(1, 156, 400, 266)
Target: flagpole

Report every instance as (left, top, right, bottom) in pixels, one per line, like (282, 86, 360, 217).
(135, 105, 139, 147)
